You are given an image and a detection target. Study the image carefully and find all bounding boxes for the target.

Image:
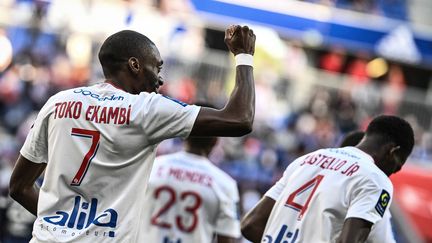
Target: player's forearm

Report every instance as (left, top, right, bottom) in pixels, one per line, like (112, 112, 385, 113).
(241, 209, 266, 243)
(241, 196, 274, 243)
(9, 155, 46, 216)
(337, 232, 369, 243)
(9, 184, 39, 216)
(337, 218, 372, 243)
(217, 234, 238, 243)
(223, 65, 255, 134)
(241, 224, 264, 243)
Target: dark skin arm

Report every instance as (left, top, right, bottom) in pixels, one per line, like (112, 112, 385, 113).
(9, 154, 46, 216)
(337, 218, 373, 243)
(242, 199, 373, 243)
(217, 234, 238, 243)
(241, 196, 275, 243)
(190, 25, 256, 137)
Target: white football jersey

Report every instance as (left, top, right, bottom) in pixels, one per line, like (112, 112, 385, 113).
(20, 82, 200, 243)
(262, 147, 393, 243)
(141, 151, 241, 243)
(367, 211, 396, 243)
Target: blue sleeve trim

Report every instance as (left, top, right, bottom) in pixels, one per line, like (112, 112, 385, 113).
(162, 95, 189, 107)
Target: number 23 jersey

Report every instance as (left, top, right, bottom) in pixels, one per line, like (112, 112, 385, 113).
(141, 151, 241, 243)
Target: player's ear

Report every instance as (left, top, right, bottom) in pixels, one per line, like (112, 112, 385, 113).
(128, 57, 140, 74)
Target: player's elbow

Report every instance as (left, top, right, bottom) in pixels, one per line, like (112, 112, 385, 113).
(9, 181, 24, 201)
(9, 177, 30, 203)
(234, 114, 254, 136)
(236, 121, 253, 136)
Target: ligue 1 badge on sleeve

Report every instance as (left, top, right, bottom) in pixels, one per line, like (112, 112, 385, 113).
(375, 189, 390, 217)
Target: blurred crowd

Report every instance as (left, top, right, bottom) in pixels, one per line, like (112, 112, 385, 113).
(0, 0, 431, 242)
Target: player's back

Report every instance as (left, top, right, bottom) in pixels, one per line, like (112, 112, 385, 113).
(262, 147, 393, 243)
(23, 82, 200, 242)
(142, 151, 241, 243)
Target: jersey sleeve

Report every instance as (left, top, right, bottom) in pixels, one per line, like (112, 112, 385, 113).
(138, 94, 200, 144)
(366, 212, 396, 243)
(346, 173, 393, 225)
(20, 96, 56, 163)
(214, 178, 241, 238)
(264, 153, 311, 200)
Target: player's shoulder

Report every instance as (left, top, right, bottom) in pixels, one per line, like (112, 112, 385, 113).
(289, 148, 326, 166)
(141, 92, 196, 108)
(154, 152, 179, 165)
(48, 84, 100, 101)
(341, 148, 393, 190)
(176, 152, 237, 187)
(364, 166, 393, 190)
(48, 87, 79, 100)
(206, 161, 237, 187)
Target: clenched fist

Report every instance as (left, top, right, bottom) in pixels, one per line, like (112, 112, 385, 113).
(224, 25, 256, 56)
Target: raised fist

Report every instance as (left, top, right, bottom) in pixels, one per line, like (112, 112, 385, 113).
(224, 25, 256, 56)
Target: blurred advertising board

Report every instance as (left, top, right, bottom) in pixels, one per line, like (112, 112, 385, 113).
(391, 164, 432, 243)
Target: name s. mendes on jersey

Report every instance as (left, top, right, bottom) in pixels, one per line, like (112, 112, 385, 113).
(54, 101, 131, 125)
(156, 166, 213, 187)
(300, 153, 361, 176)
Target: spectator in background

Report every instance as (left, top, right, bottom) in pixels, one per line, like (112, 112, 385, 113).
(319, 48, 346, 74)
(346, 53, 369, 85)
(382, 64, 406, 114)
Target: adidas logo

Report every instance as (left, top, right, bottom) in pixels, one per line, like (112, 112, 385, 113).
(375, 25, 421, 63)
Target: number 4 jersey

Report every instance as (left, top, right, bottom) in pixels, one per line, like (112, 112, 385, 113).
(262, 147, 393, 243)
(140, 151, 241, 243)
(20, 83, 200, 243)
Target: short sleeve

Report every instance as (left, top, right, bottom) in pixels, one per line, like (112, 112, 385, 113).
(264, 154, 309, 200)
(20, 97, 56, 163)
(366, 212, 396, 243)
(346, 174, 393, 224)
(214, 180, 241, 238)
(139, 94, 200, 144)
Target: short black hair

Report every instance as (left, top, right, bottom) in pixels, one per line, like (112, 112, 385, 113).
(98, 30, 155, 77)
(339, 131, 365, 147)
(365, 115, 414, 158)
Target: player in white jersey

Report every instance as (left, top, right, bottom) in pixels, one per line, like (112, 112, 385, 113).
(339, 130, 396, 243)
(142, 127, 240, 243)
(241, 115, 414, 243)
(9, 25, 256, 243)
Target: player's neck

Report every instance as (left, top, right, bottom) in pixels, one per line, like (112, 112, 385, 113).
(105, 75, 137, 94)
(355, 142, 379, 163)
(185, 148, 208, 157)
(105, 79, 126, 91)
(356, 139, 386, 163)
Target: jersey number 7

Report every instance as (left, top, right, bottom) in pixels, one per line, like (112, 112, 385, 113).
(285, 175, 324, 220)
(70, 128, 100, 186)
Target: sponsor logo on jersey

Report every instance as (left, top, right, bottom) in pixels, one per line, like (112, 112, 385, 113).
(43, 196, 118, 237)
(263, 225, 299, 243)
(375, 189, 390, 217)
(163, 236, 182, 243)
(74, 88, 124, 101)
